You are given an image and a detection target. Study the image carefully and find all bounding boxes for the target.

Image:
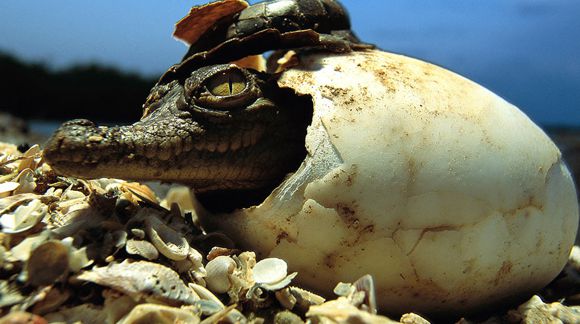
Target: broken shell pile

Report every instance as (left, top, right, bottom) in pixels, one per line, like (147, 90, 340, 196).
(1, 143, 580, 322)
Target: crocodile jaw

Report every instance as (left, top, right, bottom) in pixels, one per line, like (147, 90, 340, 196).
(43, 117, 297, 192)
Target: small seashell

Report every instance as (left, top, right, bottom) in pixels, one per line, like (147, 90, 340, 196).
(131, 228, 146, 239)
(120, 181, 158, 204)
(126, 239, 159, 260)
(117, 303, 201, 324)
(1, 199, 47, 234)
(205, 255, 236, 294)
(0, 311, 48, 324)
(26, 240, 70, 287)
(62, 188, 86, 200)
(17, 144, 41, 172)
(256, 272, 298, 292)
(253, 258, 288, 285)
(0, 193, 40, 216)
(76, 260, 199, 305)
(0, 181, 20, 198)
(145, 215, 189, 261)
(13, 168, 36, 194)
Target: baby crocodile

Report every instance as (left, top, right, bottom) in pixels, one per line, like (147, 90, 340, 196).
(43, 64, 312, 208)
(43, 0, 358, 208)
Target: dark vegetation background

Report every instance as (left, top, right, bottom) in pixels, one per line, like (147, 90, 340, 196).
(0, 52, 154, 123)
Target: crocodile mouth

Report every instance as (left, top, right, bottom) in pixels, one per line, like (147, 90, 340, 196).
(43, 84, 313, 211)
(45, 118, 290, 185)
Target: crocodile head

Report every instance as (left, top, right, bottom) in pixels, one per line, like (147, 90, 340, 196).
(44, 64, 312, 204)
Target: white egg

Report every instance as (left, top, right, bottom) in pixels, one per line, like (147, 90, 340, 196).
(199, 49, 578, 316)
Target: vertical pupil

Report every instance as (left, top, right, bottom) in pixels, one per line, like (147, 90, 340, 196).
(208, 71, 246, 96)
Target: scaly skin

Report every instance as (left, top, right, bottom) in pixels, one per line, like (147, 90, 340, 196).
(43, 0, 358, 206)
(43, 64, 311, 195)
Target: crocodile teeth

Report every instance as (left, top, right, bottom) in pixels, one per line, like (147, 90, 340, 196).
(230, 134, 242, 151)
(158, 141, 172, 161)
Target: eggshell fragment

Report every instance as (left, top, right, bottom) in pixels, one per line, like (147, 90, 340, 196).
(199, 49, 579, 315)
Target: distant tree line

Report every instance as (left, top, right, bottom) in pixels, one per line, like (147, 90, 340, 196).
(0, 52, 157, 123)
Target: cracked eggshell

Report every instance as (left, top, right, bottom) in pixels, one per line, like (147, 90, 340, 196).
(198, 49, 579, 315)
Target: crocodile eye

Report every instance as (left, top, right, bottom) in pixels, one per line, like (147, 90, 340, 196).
(206, 71, 247, 96)
(193, 67, 260, 111)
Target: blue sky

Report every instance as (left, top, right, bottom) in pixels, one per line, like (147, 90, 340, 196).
(1, 0, 579, 126)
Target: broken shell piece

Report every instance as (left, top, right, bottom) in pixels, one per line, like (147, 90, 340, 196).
(13, 168, 36, 194)
(0, 312, 48, 324)
(62, 238, 94, 273)
(76, 260, 199, 305)
(61, 187, 85, 200)
(26, 240, 70, 287)
(145, 215, 190, 261)
(130, 228, 146, 239)
(569, 245, 580, 271)
(0, 193, 39, 215)
(253, 258, 288, 285)
(199, 304, 245, 324)
(275, 288, 298, 310)
(307, 299, 398, 323)
(189, 283, 225, 310)
(17, 144, 41, 172)
(205, 255, 236, 294)
(125, 239, 159, 260)
(0, 181, 20, 198)
(256, 272, 297, 292)
(44, 304, 107, 324)
(173, 248, 206, 284)
(399, 313, 430, 324)
(286, 287, 325, 313)
(1, 199, 47, 234)
(161, 185, 195, 212)
(0, 280, 25, 308)
(102, 290, 139, 323)
(274, 310, 304, 324)
(118, 303, 201, 324)
(120, 181, 158, 204)
(333, 275, 377, 314)
(514, 295, 580, 323)
(9, 231, 51, 262)
(173, 0, 249, 45)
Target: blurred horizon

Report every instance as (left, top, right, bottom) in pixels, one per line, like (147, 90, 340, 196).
(1, 0, 579, 126)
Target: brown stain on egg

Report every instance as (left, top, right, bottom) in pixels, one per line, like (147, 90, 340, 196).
(492, 261, 513, 286)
